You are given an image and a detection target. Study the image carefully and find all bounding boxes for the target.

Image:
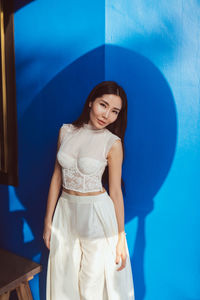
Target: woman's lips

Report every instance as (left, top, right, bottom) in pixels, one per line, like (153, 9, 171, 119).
(97, 119, 106, 125)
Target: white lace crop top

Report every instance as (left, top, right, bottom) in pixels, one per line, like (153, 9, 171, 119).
(57, 123, 121, 193)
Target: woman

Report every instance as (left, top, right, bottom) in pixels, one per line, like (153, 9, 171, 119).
(43, 81, 135, 300)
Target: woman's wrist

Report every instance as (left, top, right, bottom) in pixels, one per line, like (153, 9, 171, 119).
(118, 231, 127, 239)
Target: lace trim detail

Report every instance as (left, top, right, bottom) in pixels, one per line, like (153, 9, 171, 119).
(62, 168, 103, 192)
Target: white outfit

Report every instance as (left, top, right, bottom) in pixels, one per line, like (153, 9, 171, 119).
(57, 123, 121, 193)
(46, 123, 135, 300)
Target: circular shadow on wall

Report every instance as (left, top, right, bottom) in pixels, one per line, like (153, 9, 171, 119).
(105, 44, 177, 215)
(13, 45, 176, 300)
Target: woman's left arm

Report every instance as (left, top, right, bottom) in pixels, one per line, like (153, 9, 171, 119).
(107, 139, 127, 271)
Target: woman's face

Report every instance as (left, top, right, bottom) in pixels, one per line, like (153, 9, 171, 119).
(89, 94, 122, 129)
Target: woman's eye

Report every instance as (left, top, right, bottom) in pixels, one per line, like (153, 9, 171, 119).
(113, 111, 118, 115)
(100, 103, 106, 107)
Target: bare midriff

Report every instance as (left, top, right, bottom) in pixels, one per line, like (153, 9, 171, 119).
(62, 186, 106, 196)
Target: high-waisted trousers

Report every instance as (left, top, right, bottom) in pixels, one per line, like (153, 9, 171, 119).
(46, 190, 135, 300)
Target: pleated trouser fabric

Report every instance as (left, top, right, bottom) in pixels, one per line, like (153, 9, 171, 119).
(46, 190, 135, 300)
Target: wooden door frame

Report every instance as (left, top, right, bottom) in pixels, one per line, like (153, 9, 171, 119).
(0, 0, 18, 186)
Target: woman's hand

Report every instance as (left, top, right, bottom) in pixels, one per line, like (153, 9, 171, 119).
(115, 235, 127, 271)
(43, 221, 52, 250)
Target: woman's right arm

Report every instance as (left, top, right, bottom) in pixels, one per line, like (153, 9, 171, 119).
(43, 127, 62, 249)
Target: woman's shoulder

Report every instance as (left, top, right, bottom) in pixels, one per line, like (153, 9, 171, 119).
(59, 123, 75, 142)
(104, 129, 121, 158)
(61, 123, 72, 129)
(61, 123, 79, 132)
(105, 128, 121, 141)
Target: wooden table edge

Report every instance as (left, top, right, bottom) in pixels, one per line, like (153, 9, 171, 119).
(0, 265, 42, 295)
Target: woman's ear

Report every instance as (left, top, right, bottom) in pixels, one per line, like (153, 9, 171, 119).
(89, 101, 92, 108)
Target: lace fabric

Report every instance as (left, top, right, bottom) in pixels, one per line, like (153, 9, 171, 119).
(57, 123, 121, 193)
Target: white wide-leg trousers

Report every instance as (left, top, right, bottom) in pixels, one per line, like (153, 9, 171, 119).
(46, 190, 135, 300)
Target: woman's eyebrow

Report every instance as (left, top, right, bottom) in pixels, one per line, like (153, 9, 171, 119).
(100, 99, 121, 111)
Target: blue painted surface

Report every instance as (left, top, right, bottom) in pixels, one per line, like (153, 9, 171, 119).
(0, 0, 199, 299)
(106, 1, 200, 300)
(0, 1, 105, 299)
(105, 44, 177, 300)
(14, 0, 105, 119)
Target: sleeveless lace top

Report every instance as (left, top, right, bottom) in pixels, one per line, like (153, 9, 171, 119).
(57, 123, 121, 193)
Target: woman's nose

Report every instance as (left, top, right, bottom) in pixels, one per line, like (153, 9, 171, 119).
(103, 109, 110, 118)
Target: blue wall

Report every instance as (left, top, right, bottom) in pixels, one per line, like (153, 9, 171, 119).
(105, 1, 200, 300)
(0, 1, 105, 300)
(0, 1, 199, 299)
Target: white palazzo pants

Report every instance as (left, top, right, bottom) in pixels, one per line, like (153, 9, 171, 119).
(46, 190, 135, 300)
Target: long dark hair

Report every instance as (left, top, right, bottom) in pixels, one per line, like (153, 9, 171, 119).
(72, 81, 128, 194)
